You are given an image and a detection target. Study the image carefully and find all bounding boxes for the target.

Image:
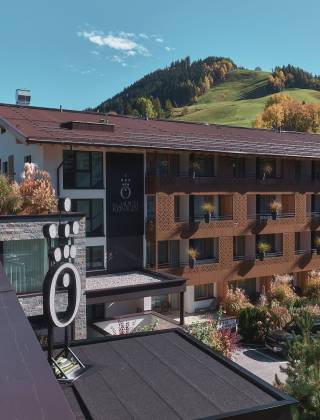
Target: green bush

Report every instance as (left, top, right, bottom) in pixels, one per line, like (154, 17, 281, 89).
(238, 306, 269, 343)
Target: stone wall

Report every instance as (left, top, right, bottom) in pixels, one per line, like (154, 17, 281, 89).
(0, 213, 87, 339)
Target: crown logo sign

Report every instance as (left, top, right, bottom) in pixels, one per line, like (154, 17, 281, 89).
(120, 174, 132, 200)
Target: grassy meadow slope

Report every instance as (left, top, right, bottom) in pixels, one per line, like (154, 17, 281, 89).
(173, 70, 320, 127)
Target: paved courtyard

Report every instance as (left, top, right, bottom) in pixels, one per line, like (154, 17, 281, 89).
(233, 346, 288, 385)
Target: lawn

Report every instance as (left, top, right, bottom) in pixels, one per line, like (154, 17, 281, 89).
(173, 70, 320, 127)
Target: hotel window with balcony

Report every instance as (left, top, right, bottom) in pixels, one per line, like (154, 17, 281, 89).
(256, 157, 283, 180)
(233, 236, 245, 260)
(190, 154, 215, 177)
(1, 239, 49, 294)
(86, 246, 105, 271)
(156, 154, 179, 177)
(194, 284, 215, 301)
(232, 157, 246, 178)
(311, 194, 320, 216)
(146, 240, 156, 268)
(72, 199, 104, 237)
(229, 279, 257, 300)
(311, 160, 320, 181)
(295, 232, 310, 254)
(191, 195, 232, 221)
(256, 234, 283, 258)
(63, 150, 103, 189)
(158, 240, 180, 268)
(190, 238, 218, 263)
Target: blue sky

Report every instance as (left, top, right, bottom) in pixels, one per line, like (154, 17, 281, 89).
(1, 0, 319, 110)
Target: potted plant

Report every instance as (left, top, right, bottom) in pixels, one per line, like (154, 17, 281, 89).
(188, 248, 199, 268)
(270, 200, 282, 220)
(201, 202, 215, 223)
(257, 241, 271, 261)
(190, 160, 201, 179)
(262, 163, 273, 180)
(314, 237, 320, 254)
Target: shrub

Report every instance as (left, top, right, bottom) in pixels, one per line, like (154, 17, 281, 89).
(305, 271, 320, 301)
(186, 319, 240, 358)
(222, 288, 252, 317)
(0, 175, 22, 214)
(19, 163, 57, 214)
(238, 306, 269, 343)
(268, 275, 296, 306)
(269, 304, 292, 330)
(257, 241, 271, 253)
(201, 202, 215, 214)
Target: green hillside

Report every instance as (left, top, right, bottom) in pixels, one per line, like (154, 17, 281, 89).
(173, 70, 320, 127)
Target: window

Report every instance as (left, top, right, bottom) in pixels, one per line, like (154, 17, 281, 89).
(1, 239, 49, 294)
(2, 161, 7, 175)
(295, 232, 300, 252)
(256, 195, 276, 215)
(72, 199, 104, 237)
(311, 194, 320, 214)
(146, 240, 155, 268)
(146, 196, 155, 221)
(158, 240, 180, 267)
(312, 160, 320, 181)
(229, 279, 257, 299)
(63, 151, 103, 189)
(24, 155, 32, 163)
(8, 155, 14, 181)
(86, 246, 104, 270)
(174, 196, 181, 221)
(233, 157, 246, 178)
(295, 160, 301, 180)
(190, 238, 217, 261)
(233, 236, 245, 259)
(257, 158, 282, 179)
(194, 284, 214, 301)
(191, 155, 215, 177)
(192, 195, 215, 220)
(157, 154, 179, 177)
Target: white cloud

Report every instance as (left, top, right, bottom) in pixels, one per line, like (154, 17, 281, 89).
(139, 33, 148, 39)
(155, 38, 164, 43)
(165, 46, 175, 52)
(91, 50, 100, 55)
(78, 30, 150, 56)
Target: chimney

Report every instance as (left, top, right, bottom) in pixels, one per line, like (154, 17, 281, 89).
(16, 89, 31, 106)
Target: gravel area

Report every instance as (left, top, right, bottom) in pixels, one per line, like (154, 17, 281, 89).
(86, 271, 164, 290)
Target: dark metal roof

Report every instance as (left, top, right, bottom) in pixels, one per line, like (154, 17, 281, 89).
(62, 330, 295, 420)
(0, 263, 74, 420)
(1, 103, 320, 158)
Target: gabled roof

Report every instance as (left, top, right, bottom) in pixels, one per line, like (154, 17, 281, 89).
(1, 103, 320, 158)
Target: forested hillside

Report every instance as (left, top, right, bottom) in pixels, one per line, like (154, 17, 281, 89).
(91, 57, 320, 129)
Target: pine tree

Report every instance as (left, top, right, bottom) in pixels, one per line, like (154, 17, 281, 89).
(276, 312, 320, 419)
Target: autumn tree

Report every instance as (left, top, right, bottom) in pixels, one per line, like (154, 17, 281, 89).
(268, 69, 287, 92)
(253, 93, 320, 133)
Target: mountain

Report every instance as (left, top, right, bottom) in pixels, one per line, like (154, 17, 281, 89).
(92, 57, 320, 128)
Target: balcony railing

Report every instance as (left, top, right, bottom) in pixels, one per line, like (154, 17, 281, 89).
(308, 211, 320, 218)
(174, 215, 233, 223)
(296, 248, 320, 255)
(156, 257, 219, 269)
(233, 251, 283, 261)
(248, 212, 295, 220)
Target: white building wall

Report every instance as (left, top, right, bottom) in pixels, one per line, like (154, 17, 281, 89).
(0, 131, 44, 181)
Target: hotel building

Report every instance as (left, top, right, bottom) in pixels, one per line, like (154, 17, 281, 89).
(0, 103, 320, 330)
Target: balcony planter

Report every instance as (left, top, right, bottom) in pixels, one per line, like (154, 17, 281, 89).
(270, 201, 282, 220)
(190, 161, 201, 180)
(201, 202, 215, 224)
(257, 241, 271, 261)
(188, 248, 198, 269)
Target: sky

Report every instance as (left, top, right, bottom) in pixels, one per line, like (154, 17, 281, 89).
(1, 0, 320, 110)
